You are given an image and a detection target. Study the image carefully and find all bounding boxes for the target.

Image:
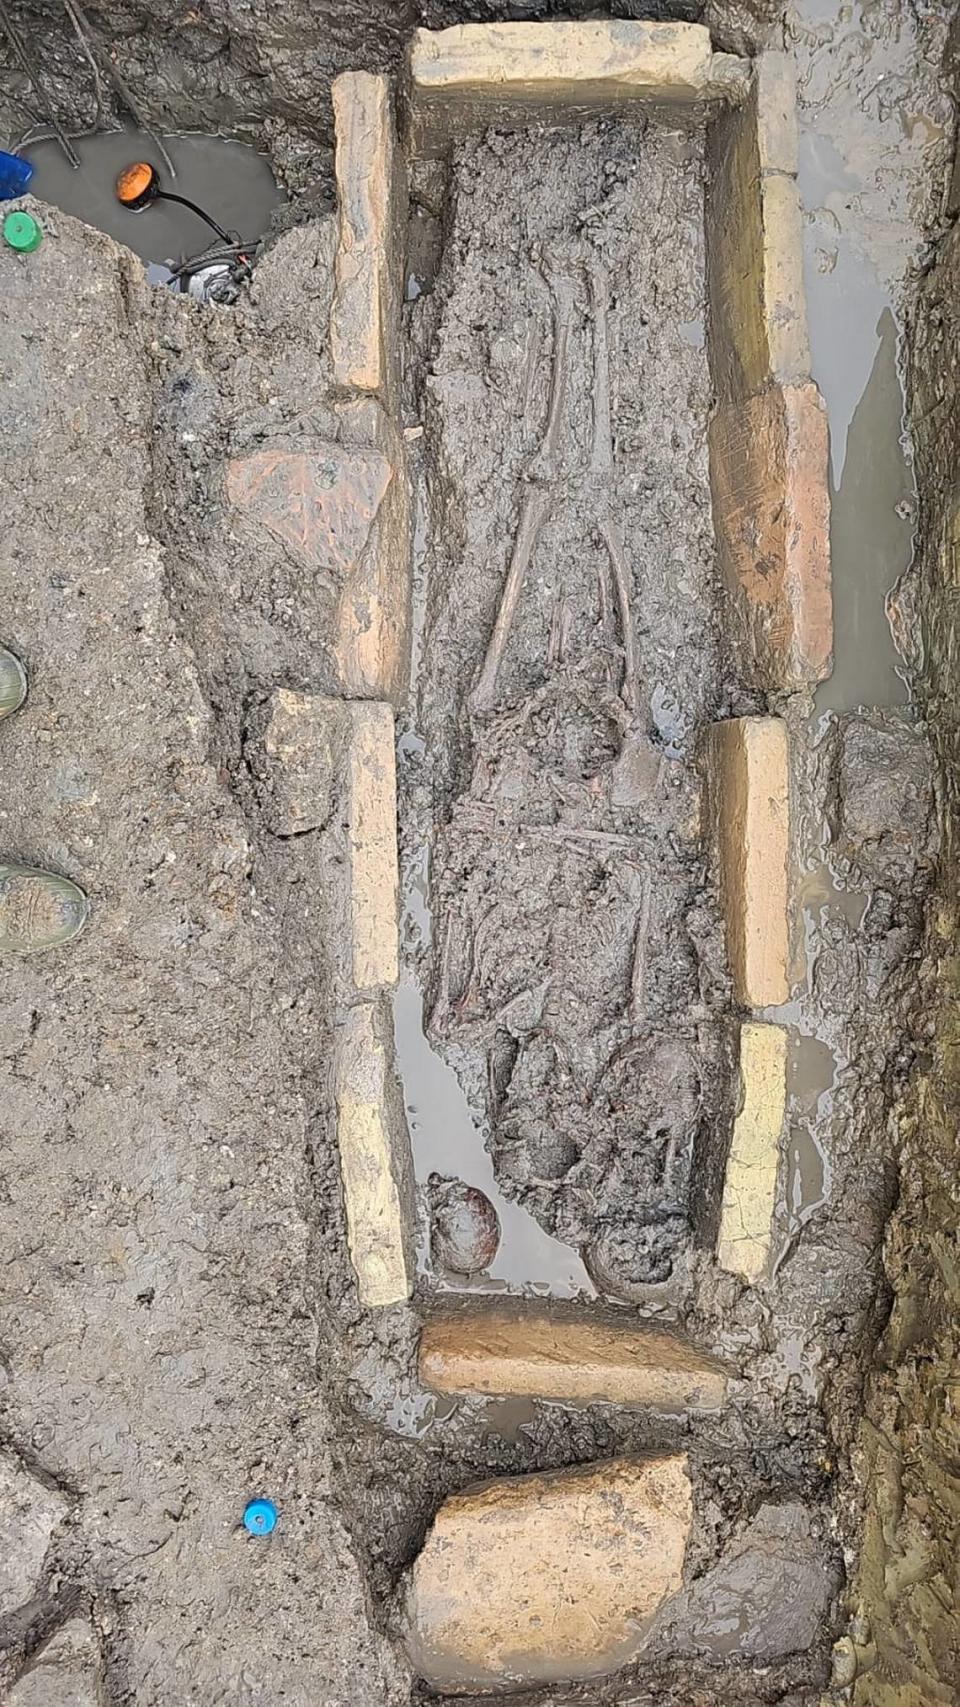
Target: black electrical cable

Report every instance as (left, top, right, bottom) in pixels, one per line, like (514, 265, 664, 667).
(153, 189, 234, 246)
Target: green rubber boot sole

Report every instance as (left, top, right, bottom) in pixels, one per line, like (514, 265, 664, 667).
(0, 865, 89, 951)
(0, 647, 27, 721)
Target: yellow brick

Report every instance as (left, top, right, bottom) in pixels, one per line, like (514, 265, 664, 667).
(347, 702, 399, 993)
(331, 73, 404, 400)
(334, 1000, 411, 1307)
(404, 1456, 691, 1691)
(754, 51, 799, 176)
(706, 716, 791, 1007)
(706, 52, 810, 404)
(419, 1306, 728, 1410)
(407, 21, 739, 145)
(717, 1021, 788, 1282)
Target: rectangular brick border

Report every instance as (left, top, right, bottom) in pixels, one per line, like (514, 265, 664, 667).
(716, 1020, 788, 1282)
(324, 36, 822, 1321)
(330, 74, 412, 705)
(705, 52, 833, 695)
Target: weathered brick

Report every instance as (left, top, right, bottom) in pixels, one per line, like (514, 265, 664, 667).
(346, 700, 399, 994)
(709, 380, 832, 691)
(333, 398, 411, 704)
(331, 73, 405, 401)
(403, 1456, 691, 1691)
(225, 443, 393, 575)
(257, 688, 340, 837)
(252, 694, 398, 994)
(334, 998, 411, 1308)
(716, 1021, 788, 1282)
(754, 50, 799, 176)
(419, 1305, 729, 1410)
(408, 22, 744, 146)
(705, 716, 791, 1008)
(706, 52, 810, 404)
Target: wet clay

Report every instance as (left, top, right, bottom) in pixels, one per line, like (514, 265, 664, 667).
(0, 1, 957, 1703)
(405, 118, 730, 1300)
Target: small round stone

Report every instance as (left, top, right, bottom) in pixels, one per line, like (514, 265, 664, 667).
(0, 647, 27, 721)
(243, 1497, 278, 1536)
(583, 1211, 687, 1298)
(0, 865, 89, 952)
(831, 1636, 857, 1688)
(430, 1176, 500, 1276)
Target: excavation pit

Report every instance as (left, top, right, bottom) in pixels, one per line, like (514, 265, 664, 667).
(395, 26, 830, 1320)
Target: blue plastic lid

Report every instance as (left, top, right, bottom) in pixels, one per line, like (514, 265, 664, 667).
(243, 1497, 278, 1536)
(0, 152, 34, 202)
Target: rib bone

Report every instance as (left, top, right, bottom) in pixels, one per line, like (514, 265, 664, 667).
(588, 259, 613, 476)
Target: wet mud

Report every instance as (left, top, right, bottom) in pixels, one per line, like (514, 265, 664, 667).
(403, 118, 731, 1303)
(0, 0, 957, 1703)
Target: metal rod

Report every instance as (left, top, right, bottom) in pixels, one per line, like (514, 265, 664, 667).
(0, 0, 80, 167)
(62, 0, 104, 130)
(64, 0, 176, 179)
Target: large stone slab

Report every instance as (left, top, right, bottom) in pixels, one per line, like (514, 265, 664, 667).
(0, 1453, 68, 1614)
(403, 1456, 691, 1692)
(419, 1305, 729, 1410)
(648, 1503, 840, 1662)
(8, 1621, 101, 1707)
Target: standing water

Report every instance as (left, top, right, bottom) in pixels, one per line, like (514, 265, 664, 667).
(22, 128, 283, 275)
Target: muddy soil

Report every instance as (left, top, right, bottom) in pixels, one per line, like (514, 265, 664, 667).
(404, 118, 732, 1301)
(0, 217, 407, 1705)
(0, 0, 957, 1704)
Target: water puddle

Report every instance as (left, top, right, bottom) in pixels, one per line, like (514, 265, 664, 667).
(22, 127, 283, 278)
(394, 479, 594, 1300)
(393, 830, 594, 1300)
(795, 2, 931, 718)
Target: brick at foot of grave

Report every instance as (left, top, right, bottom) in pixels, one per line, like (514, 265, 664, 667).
(249, 690, 399, 995)
(403, 1456, 692, 1692)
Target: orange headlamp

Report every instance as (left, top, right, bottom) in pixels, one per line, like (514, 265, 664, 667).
(115, 161, 160, 211)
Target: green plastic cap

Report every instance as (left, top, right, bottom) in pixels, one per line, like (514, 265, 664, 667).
(3, 210, 42, 253)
